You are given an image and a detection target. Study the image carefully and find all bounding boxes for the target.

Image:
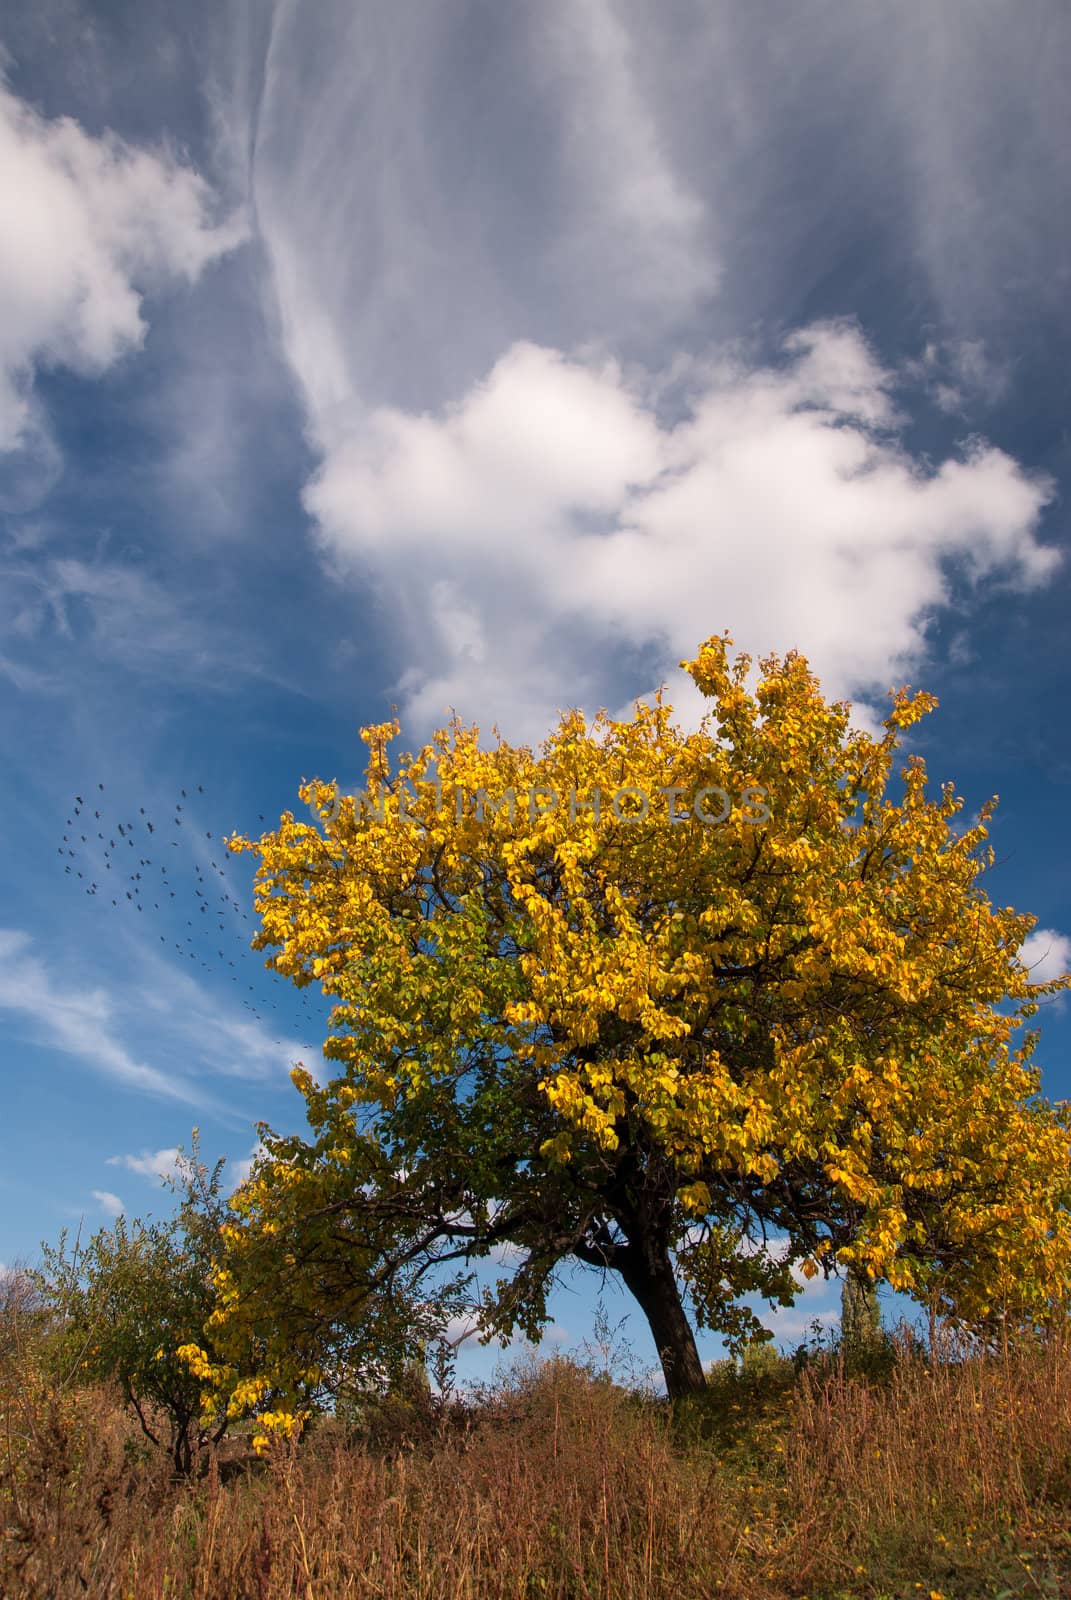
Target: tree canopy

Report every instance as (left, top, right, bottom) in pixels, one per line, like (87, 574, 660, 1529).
(191, 635, 1071, 1411)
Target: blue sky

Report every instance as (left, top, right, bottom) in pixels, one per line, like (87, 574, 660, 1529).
(1, 0, 1069, 1383)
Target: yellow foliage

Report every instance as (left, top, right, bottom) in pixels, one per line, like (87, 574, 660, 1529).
(204, 633, 1071, 1421)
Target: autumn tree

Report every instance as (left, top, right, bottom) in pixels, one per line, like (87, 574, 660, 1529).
(198, 635, 1071, 1408)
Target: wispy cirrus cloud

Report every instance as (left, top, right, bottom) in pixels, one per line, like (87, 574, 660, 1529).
(0, 928, 315, 1127)
(132, 947, 318, 1085)
(0, 928, 205, 1104)
(527, 0, 715, 314)
(0, 545, 307, 698)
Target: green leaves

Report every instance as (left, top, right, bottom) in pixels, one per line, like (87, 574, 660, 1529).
(35, 1140, 232, 1473)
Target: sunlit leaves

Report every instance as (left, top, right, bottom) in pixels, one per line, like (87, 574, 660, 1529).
(210, 633, 1071, 1412)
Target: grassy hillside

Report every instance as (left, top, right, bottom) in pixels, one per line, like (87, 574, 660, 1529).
(3, 1293, 1071, 1600)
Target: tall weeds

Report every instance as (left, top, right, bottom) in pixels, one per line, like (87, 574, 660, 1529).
(3, 1322, 1071, 1598)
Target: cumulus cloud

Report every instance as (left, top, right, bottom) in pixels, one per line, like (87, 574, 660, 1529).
(106, 1147, 181, 1183)
(444, 1313, 482, 1346)
(106, 1141, 267, 1193)
(0, 78, 244, 456)
(217, 0, 1071, 745)
(304, 322, 1057, 739)
(760, 1295, 840, 1347)
(905, 339, 1010, 416)
(91, 1189, 125, 1218)
(1020, 928, 1071, 987)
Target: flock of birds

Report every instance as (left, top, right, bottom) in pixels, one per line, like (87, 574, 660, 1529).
(55, 784, 323, 1042)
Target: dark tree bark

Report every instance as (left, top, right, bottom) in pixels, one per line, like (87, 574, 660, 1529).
(616, 1239, 706, 1399)
(173, 1424, 193, 1478)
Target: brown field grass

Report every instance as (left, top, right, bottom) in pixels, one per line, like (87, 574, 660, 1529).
(3, 1300, 1071, 1599)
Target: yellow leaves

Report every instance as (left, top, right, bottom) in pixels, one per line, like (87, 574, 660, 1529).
(749, 1152, 780, 1184)
(504, 999, 543, 1028)
(539, 1131, 573, 1165)
(883, 685, 939, 732)
(360, 718, 401, 751)
(251, 1408, 307, 1454)
(824, 1165, 875, 1204)
(177, 1342, 252, 1427)
(205, 627, 1071, 1384)
(541, 1069, 621, 1150)
(679, 1181, 712, 1215)
(227, 1374, 271, 1419)
(177, 1343, 216, 1381)
(679, 635, 728, 685)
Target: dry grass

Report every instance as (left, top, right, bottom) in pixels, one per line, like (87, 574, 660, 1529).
(3, 1305, 1071, 1598)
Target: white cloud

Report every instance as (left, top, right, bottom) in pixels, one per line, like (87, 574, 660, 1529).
(0, 928, 204, 1104)
(7, 556, 224, 677)
(487, 1240, 527, 1268)
(304, 322, 1057, 740)
(881, 10, 1071, 334)
(105, 1139, 269, 1197)
(91, 1189, 125, 1218)
(232, 0, 718, 448)
(224, 3, 1068, 748)
(0, 78, 244, 455)
(106, 1148, 180, 1183)
(1020, 928, 1071, 987)
(737, 1237, 843, 1344)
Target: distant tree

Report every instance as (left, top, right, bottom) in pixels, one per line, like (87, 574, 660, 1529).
(199, 634, 1071, 1412)
(737, 1334, 785, 1378)
(36, 1141, 231, 1474)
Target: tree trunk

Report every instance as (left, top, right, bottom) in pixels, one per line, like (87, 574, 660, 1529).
(617, 1241, 706, 1399)
(172, 1421, 194, 1477)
